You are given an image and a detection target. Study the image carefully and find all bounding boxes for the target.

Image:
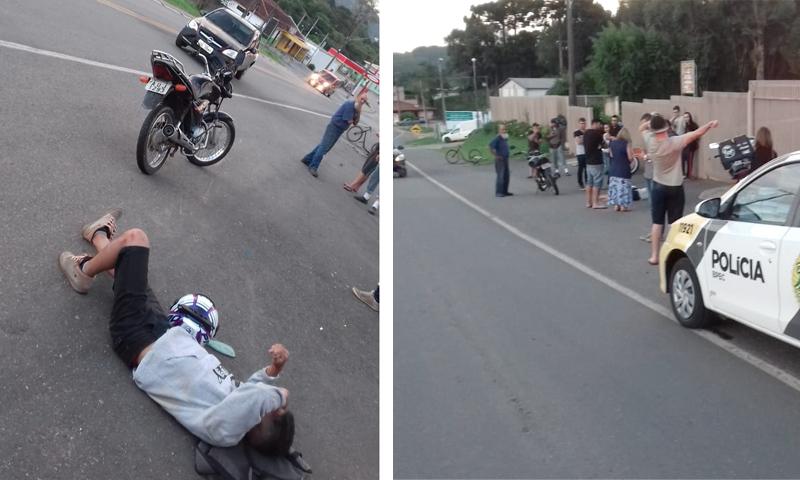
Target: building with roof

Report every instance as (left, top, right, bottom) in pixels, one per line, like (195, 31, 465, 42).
(223, 0, 309, 60)
(498, 78, 558, 97)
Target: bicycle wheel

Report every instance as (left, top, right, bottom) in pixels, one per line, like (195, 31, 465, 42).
(445, 149, 460, 164)
(346, 126, 365, 143)
(468, 149, 486, 164)
(630, 156, 640, 175)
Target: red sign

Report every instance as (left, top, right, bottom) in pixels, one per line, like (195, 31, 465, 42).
(365, 72, 379, 84)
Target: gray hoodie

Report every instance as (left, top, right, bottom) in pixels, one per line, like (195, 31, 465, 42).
(132, 327, 283, 446)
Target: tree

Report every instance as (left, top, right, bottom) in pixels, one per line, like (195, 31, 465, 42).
(586, 23, 677, 102)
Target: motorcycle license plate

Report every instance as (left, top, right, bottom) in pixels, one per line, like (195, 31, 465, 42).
(197, 39, 214, 54)
(145, 79, 170, 95)
(541, 163, 551, 169)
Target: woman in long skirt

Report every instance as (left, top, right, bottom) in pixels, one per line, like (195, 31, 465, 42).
(607, 128, 635, 212)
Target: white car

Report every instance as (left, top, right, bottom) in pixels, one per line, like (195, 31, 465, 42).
(307, 70, 340, 97)
(441, 126, 473, 143)
(659, 151, 800, 349)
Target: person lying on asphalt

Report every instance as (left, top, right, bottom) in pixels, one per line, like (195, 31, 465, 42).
(58, 210, 294, 454)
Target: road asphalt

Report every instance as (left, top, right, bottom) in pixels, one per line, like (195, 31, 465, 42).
(0, 1, 378, 479)
(394, 141, 800, 478)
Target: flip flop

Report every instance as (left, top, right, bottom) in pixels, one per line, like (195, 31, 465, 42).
(343, 184, 356, 192)
(647, 259, 659, 266)
(592, 205, 608, 209)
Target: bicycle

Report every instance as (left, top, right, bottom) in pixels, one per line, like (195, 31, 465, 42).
(346, 124, 377, 156)
(445, 144, 486, 165)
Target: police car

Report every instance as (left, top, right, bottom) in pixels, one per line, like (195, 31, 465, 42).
(659, 151, 800, 347)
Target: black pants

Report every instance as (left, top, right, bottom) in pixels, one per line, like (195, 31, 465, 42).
(650, 182, 685, 225)
(495, 156, 510, 195)
(110, 246, 169, 367)
(576, 154, 587, 188)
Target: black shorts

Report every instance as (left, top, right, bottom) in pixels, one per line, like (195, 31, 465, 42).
(110, 246, 169, 367)
(361, 146, 379, 175)
(650, 182, 685, 225)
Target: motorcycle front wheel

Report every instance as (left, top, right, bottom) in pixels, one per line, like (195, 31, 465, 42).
(548, 170, 559, 195)
(187, 116, 236, 167)
(136, 104, 175, 175)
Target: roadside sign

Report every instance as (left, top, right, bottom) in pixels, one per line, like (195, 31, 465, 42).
(410, 124, 422, 134)
(681, 60, 696, 95)
(445, 111, 475, 122)
(365, 72, 380, 84)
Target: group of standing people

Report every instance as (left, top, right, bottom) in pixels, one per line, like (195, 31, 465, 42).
(302, 89, 380, 214)
(571, 115, 634, 211)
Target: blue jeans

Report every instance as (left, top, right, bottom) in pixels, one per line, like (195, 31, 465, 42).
(303, 123, 346, 170)
(366, 165, 379, 194)
(550, 146, 566, 172)
(495, 155, 510, 195)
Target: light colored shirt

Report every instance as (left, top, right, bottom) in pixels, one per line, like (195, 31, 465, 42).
(648, 134, 686, 187)
(132, 327, 284, 446)
(671, 115, 686, 135)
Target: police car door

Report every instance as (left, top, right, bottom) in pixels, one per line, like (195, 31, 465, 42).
(775, 162, 800, 341)
(702, 163, 800, 333)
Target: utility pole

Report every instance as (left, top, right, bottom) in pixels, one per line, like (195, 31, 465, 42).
(419, 79, 427, 123)
(471, 57, 479, 127)
(304, 17, 319, 37)
(557, 40, 564, 75)
(566, 0, 576, 106)
(437, 57, 447, 123)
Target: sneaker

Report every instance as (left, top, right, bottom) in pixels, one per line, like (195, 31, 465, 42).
(300, 158, 310, 166)
(354, 195, 368, 204)
(308, 167, 318, 178)
(564, 169, 571, 176)
(59, 251, 94, 294)
(81, 209, 122, 243)
(352, 287, 379, 312)
(639, 233, 652, 243)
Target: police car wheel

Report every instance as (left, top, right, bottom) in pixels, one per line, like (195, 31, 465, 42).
(670, 257, 715, 329)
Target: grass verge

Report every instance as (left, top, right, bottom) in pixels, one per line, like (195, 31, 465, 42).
(461, 131, 531, 164)
(163, 0, 201, 17)
(406, 136, 441, 147)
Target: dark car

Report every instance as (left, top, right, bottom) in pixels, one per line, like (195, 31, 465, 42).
(176, 8, 260, 79)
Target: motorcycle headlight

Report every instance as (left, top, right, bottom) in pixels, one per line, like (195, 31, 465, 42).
(395, 154, 405, 161)
(310, 73, 319, 80)
(188, 19, 199, 30)
(321, 81, 329, 87)
(222, 49, 239, 59)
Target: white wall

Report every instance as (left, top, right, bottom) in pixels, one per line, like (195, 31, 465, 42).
(499, 81, 549, 98)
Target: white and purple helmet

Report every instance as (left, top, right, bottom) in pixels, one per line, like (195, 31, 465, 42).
(167, 293, 219, 345)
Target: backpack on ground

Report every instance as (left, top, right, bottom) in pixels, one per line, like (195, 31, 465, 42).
(194, 440, 312, 480)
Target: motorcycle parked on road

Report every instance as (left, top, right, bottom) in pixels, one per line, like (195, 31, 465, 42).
(136, 50, 236, 175)
(394, 145, 407, 178)
(528, 150, 559, 195)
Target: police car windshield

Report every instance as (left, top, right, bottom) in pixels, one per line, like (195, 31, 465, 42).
(206, 10, 255, 46)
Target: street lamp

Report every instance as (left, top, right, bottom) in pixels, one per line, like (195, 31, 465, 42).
(437, 57, 447, 124)
(471, 57, 479, 127)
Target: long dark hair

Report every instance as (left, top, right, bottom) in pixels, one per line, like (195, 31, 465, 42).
(684, 112, 699, 131)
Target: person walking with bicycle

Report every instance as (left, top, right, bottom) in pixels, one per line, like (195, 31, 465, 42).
(301, 90, 368, 178)
(490, 124, 512, 198)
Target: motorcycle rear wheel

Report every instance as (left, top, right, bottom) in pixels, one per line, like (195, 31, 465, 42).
(187, 116, 236, 167)
(136, 104, 175, 175)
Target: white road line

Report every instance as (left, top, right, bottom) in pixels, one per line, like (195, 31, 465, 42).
(406, 159, 800, 394)
(0, 39, 329, 119)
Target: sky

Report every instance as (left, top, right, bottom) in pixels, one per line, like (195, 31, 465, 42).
(390, 0, 620, 53)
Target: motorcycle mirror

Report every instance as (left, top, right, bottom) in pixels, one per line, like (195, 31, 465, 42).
(198, 54, 211, 75)
(397, 145, 405, 150)
(708, 142, 719, 150)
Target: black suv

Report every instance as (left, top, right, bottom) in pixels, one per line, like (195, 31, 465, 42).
(176, 8, 260, 79)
